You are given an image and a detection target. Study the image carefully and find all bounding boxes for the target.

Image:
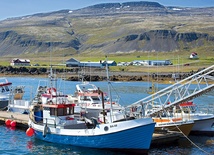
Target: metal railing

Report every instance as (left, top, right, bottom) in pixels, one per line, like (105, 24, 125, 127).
(127, 65, 214, 117)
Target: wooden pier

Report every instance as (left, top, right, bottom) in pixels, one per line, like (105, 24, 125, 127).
(0, 111, 183, 145)
(0, 111, 29, 129)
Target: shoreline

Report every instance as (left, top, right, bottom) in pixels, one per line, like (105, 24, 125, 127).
(0, 71, 194, 84)
(1, 65, 212, 84)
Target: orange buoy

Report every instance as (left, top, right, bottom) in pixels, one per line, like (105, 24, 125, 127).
(26, 127, 34, 137)
(10, 121, 17, 127)
(5, 119, 12, 126)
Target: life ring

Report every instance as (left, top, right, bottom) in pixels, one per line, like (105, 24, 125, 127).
(47, 88, 57, 94)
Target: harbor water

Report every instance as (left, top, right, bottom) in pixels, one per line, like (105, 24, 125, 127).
(0, 77, 213, 155)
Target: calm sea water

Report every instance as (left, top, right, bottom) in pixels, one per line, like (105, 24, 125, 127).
(0, 77, 213, 155)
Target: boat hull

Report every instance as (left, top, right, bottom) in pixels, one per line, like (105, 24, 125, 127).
(0, 100, 8, 110)
(177, 113, 214, 134)
(30, 118, 155, 150)
(191, 116, 214, 135)
(155, 121, 194, 136)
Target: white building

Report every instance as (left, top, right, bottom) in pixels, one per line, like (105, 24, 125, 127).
(10, 58, 31, 66)
(189, 52, 198, 59)
(66, 58, 117, 68)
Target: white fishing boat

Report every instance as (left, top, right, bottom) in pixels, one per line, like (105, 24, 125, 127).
(152, 116, 194, 136)
(0, 78, 12, 110)
(67, 81, 123, 118)
(129, 103, 194, 136)
(68, 57, 124, 119)
(173, 101, 214, 134)
(7, 85, 31, 114)
(27, 66, 156, 151)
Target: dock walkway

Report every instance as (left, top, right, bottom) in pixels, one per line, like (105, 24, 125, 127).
(0, 111, 29, 129)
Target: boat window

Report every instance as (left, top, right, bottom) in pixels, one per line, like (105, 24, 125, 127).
(1, 87, 5, 93)
(5, 86, 10, 92)
(80, 96, 90, 101)
(182, 107, 190, 113)
(67, 107, 74, 115)
(50, 107, 74, 116)
(50, 108, 57, 116)
(189, 106, 197, 113)
(58, 108, 65, 116)
(91, 96, 100, 101)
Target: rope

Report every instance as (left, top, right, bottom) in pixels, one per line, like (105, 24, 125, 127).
(175, 124, 211, 155)
(0, 106, 8, 111)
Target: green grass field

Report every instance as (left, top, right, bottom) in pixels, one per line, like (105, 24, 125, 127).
(1, 48, 213, 73)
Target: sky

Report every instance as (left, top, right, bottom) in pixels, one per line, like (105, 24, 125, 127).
(0, 0, 213, 21)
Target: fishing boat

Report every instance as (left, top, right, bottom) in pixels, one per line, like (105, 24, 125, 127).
(0, 78, 12, 110)
(68, 57, 124, 119)
(152, 116, 194, 136)
(27, 67, 156, 151)
(67, 81, 123, 118)
(129, 100, 194, 136)
(173, 101, 214, 134)
(7, 85, 31, 114)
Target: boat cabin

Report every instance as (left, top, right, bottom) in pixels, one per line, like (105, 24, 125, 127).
(174, 102, 197, 114)
(0, 78, 12, 93)
(42, 103, 76, 125)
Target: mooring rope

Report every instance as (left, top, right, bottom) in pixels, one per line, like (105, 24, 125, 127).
(0, 106, 8, 111)
(175, 125, 211, 155)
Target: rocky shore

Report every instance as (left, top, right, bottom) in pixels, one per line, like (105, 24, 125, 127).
(0, 66, 209, 83)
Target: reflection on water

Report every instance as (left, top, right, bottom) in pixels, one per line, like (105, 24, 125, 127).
(0, 124, 213, 155)
(149, 136, 214, 155)
(28, 138, 132, 155)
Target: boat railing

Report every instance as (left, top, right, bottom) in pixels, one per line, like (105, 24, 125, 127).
(32, 114, 57, 127)
(8, 85, 34, 107)
(32, 112, 85, 128)
(197, 104, 214, 114)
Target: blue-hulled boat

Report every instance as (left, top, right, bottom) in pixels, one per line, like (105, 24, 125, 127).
(27, 65, 155, 151)
(27, 89, 155, 150)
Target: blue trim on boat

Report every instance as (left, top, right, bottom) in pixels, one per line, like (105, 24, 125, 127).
(34, 122, 155, 150)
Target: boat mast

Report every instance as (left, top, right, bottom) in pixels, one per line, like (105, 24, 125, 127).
(105, 56, 113, 123)
(98, 88, 106, 124)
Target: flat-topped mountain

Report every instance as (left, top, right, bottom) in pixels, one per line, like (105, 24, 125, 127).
(0, 1, 213, 56)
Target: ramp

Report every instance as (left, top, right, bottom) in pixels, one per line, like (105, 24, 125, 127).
(127, 65, 214, 117)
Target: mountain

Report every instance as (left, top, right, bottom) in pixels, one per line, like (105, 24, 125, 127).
(0, 1, 213, 56)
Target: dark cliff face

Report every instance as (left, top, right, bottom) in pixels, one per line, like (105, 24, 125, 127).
(0, 30, 81, 55)
(107, 30, 212, 52)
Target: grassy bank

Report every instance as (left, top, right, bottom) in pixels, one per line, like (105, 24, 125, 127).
(1, 50, 213, 74)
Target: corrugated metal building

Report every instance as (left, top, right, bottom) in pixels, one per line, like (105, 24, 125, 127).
(66, 58, 117, 68)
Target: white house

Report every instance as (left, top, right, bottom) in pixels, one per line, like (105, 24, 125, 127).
(10, 58, 31, 66)
(189, 52, 198, 59)
(132, 60, 149, 66)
